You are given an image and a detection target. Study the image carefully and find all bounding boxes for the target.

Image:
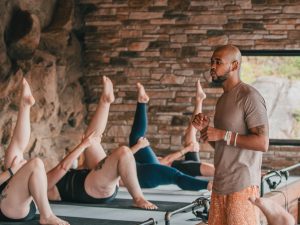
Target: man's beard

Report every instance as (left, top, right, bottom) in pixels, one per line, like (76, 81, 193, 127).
(210, 71, 230, 87)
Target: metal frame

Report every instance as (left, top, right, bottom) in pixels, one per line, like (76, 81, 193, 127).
(241, 50, 300, 56)
(164, 196, 210, 225)
(260, 163, 300, 197)
(138, 218, 157, 225)
(137, 196, 211, 225)
(241, 49, 300, 146)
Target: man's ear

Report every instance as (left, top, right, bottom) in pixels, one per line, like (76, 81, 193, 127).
(231, 60, 239, 71)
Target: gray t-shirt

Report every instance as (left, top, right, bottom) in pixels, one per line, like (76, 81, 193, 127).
(213, 82, 268, 195)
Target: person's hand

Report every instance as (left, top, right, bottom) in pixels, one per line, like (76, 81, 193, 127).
(10, 156, 27, 174)
(248, 196, 259, 205)
(200, 126, 225, 142)
(137, 137, 150, 149)
(207, 180, 213, 191)
(192, 113, 210, 131)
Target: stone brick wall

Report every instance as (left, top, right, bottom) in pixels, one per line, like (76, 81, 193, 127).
(0, 0, 86, 170)
(78, 0, 300, 170)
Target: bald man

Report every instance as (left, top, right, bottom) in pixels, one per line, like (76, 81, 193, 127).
(193, 45, 269, 225)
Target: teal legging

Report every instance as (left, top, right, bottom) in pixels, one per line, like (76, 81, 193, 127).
(129, 103, 208, 190)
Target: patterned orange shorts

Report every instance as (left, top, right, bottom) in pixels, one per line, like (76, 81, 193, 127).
(208, 186, 259, 225)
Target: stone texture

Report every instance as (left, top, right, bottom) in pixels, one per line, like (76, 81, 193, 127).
(288, 30, 300, 39)
(160, 48, 180, 57)
(6, 10, 41, 60)
(202, 35, 229, 46)
(283, 5, 300, 13)
(119, 30, 142, 38)
(128, 42, 149, 51)
(18, 0, 57, 29)
(190, 15, 228, 25)
(0, 0, 85, 170)
(129, 12, 164, 20)
(107, 125, 131, 137)
(161, 74, 185, 84)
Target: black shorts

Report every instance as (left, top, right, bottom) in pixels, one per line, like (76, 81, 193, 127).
(171, 160, 202, 177)
(56, 169, 118, 203)
(0, 181, 36, 222)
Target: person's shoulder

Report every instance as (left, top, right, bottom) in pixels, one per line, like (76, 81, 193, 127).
(238, 82, 264, 100)
(239, 82, 257, 94)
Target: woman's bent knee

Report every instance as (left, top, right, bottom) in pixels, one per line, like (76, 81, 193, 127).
(116, 146, 132, 157)
(27, 157, 45, 169)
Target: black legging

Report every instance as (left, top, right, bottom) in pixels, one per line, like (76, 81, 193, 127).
(129, 103, 208, 191)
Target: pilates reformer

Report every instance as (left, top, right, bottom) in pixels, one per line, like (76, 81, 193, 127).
(138, 195, 211, 225)
(261, 162, 300, 197)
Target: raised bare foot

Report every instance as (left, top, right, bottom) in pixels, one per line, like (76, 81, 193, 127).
(133, 198, 158, 210)
(137, 83, 149, 103)
(21, 78, 35, 106)
(100, 76, 115, 103)
(40, 214, 70, 225)
(196, 79, 206, 101)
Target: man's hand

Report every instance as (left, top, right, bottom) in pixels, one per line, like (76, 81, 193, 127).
(192, 113, 210, 131)
(200, 126, 225, 142)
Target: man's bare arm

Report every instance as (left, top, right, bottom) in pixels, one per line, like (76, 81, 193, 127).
(232, 125, 269, 152)
(200, 124, 269, 152)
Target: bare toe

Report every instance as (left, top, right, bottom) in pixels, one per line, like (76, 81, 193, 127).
(40, 214, 70, 225)
(133, 198, 158, 210)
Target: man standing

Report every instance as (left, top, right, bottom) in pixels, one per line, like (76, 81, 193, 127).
(193, 45, 269, 225)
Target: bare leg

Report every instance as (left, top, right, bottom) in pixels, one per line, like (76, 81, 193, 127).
(83, 76, 115, 169)
(184, 80, 215, 176)
(200, 162, 215, 177)
(0, 158, 69, 225)
(47, 132, 97, 199)
(130, 83, 160, 164)
(249, 197, 295, 225)
(184, 79, 206, 146)
(85, 146, 157, 210)
(4, 78, 35, 169)
(2, 79, 68, 224)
